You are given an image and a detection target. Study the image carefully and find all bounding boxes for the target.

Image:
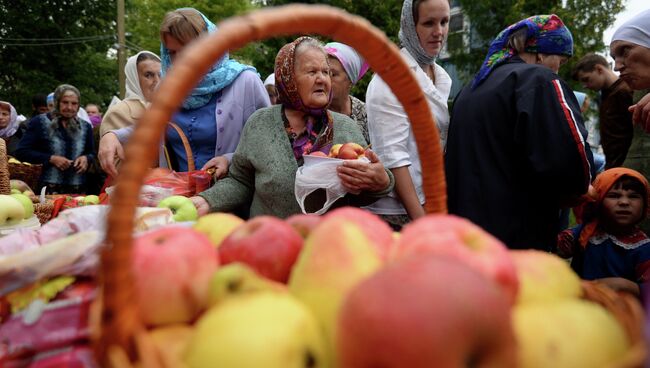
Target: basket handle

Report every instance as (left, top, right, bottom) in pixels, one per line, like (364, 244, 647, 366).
(165, 122, 196, 172)
(100, 4, 447, 363)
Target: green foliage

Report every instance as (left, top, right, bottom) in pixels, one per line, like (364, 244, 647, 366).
(0, 0, 118, 115)
(453, 0, 625, 89)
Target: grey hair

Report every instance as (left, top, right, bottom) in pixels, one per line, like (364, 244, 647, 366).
(506, 27, 529, 54)
(295, 37, 327, 60)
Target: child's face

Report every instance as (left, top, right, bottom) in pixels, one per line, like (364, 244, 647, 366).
(601, 183, 644, 230)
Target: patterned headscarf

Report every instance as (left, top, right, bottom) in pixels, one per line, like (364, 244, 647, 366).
(53, 84, 81, 119)
(472, 14, 573, 89)
(399, 0, 439, 66)
(125, 50, 161, 104)
(611, 8, 650, 49)
(160, 8, 255, 110)
(275, 37, 334, 159)
(0, 101, 18, 138)
(324, 42, 369, 84)
(576, 168, 650, 247)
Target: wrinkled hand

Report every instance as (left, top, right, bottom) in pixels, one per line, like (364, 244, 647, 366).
(73, 155, 88, 174)
(98, 132, 124, 178)
(190, 196, 210, 216)
(49, 155, 73, 171)
(201, 155, 229, 180)
(630, 92, 650, 134)
(337, 149, 390, 193)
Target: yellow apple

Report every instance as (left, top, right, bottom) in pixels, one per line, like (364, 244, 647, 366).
(149, 324, 194, 368)
(510, 250, 582, 305)
(193, 213, 244, 247)
(0, 194, 26, 225)
(184, 292, 327, 368)
(10, 193, 34, 219)
(207, 263, 286, 306)
(513, 299, 629, 368)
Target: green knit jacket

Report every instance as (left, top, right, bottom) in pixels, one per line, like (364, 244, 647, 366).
(198, 104, 395, 218)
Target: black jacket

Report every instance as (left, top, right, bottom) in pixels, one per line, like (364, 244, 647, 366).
(445, 57, 595, 250)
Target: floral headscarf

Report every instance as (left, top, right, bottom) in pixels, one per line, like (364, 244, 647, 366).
(160, 8, 255, 110)
(324, 42, 369, 84)
(472, 14, 573, 89)
(0, 101, 18, 138)
(576, 168, 650, 247)
(275, 36, 334, 160)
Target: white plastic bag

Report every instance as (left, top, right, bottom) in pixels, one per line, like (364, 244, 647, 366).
(295, 155, 369, 215)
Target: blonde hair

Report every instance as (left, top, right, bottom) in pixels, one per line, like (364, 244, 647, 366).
(159, 8, 206, 44)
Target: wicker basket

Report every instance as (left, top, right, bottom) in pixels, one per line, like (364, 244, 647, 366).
(7, 159, 43, 193)
(0, 139, 10, 195)
(99, 4, 646, 367)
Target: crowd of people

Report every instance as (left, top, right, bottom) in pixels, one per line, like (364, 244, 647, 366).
(3, 2, 650, 295)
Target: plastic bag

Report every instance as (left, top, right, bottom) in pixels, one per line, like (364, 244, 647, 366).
(295, 155, 369, 215)
(105, 184, 173, 207)
(143, 168, 212, 197)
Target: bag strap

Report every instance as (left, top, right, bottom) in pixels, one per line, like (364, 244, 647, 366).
(166, 122, 195, 171)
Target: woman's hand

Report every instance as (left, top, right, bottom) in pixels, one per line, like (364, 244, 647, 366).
(73, 155, 88, 174)
(630, 92, 650, 134)
(190, 196, 210, 216)
(337, 149, 390, 193)
(49, 155, 73, 171)
(201, 156, 229, 180)
(98, 132, 124, 178)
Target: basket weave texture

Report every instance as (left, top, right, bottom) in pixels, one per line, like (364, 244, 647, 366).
(98, 4, 646, 367)
(7, 160, 42, 193)
(0, 139, 10, 195)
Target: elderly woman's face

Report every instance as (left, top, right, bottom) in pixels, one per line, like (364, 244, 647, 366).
(295, 48, 331, 109)
(58, 91, 79, 119)
(416, 0, 450, 58)
(328, 56, 352, 102)
(611, 40, 650, 90)
(138, 59, 162, 102)
(0, 107, 10, 129)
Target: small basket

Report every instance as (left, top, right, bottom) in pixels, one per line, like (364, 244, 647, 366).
(7, 159, 43, 193)
(33, 200, 55, 225)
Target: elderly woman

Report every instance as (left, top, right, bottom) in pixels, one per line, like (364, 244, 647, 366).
(364, 0, 452, 230)
(610, 8, 650, 234)
(190, 37, 394, 218)
(0, 101, 21, 156)
(99, 51, 161, 177)
(15, 84, 95, 194)
(325, 42, 370, 143)
(99, 8, 269, 178)
(445, 14, 594, 251)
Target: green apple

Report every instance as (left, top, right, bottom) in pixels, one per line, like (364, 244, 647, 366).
(83, 194, 100, 205)
(10, 193, 34, 219)
(158, 195, 198, 222)
(10, 188, 22, 195)
(0, 194, 26, 225)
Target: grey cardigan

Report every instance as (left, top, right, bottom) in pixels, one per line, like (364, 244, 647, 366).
(198, 104, 394, 218)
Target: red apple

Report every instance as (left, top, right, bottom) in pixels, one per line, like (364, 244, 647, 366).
(286, 213, 323, 239)
(132, 226, 219, 326)
(324, 207, 394, 260)
(337, 254, 517, 368)
(219, 216, 303, 283)
(396, 214, 519, 305)
(337, 142, 365, 160)
(309, 151, 328, 157)
(329, 144, 343, 158)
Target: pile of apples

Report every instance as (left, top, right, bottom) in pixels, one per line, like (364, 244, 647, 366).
(309, 142, 366, 159)
(128, 208, 635, 368)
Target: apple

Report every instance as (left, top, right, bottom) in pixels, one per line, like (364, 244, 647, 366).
(510, 250, 582, 305)
(10, 189, 22, 195)
(10, 193, 34, 219)
(185, 292, 327, 368)
(219, 216, 303, 283)
(337, 142, 365, 159)
(513, 299, 629, 368)
(286, 213, 322, 239)
(324, 207, 394, 260)
(308, 151, 328, 157)
(208, 263, 287, 306)
(83, 194, 100, 205)
(0, 194, 26, 225)
(157, 195, 199, 222)
(396, 214, 519, 305)
(149, 324, 195, 368)
(193, 212, 245, 248)
(132, 226, 219, 326)
(10, 180, 30, 193)
(329, 144, 343, 158)
(337, 254, 517, 368)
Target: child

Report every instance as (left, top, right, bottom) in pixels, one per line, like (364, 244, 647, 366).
(557, 168, 650, 296)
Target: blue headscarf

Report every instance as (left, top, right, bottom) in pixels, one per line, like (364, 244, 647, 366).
(160, 8, 255, 110)
(472, 14, 573, 89)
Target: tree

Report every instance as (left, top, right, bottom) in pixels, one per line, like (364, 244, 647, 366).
(0, 0, 118, 115)
(452, 0, 625, 88)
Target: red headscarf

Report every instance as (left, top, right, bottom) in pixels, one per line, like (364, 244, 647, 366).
(577, 168, 650, 247)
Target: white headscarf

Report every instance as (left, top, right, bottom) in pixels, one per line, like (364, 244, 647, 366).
(324, 42, 369, 84)
(611, 9, 650, 48)
(125, 51, 161, 104)
(0, 101, 18, 138)
(264, 73, 275, 86)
